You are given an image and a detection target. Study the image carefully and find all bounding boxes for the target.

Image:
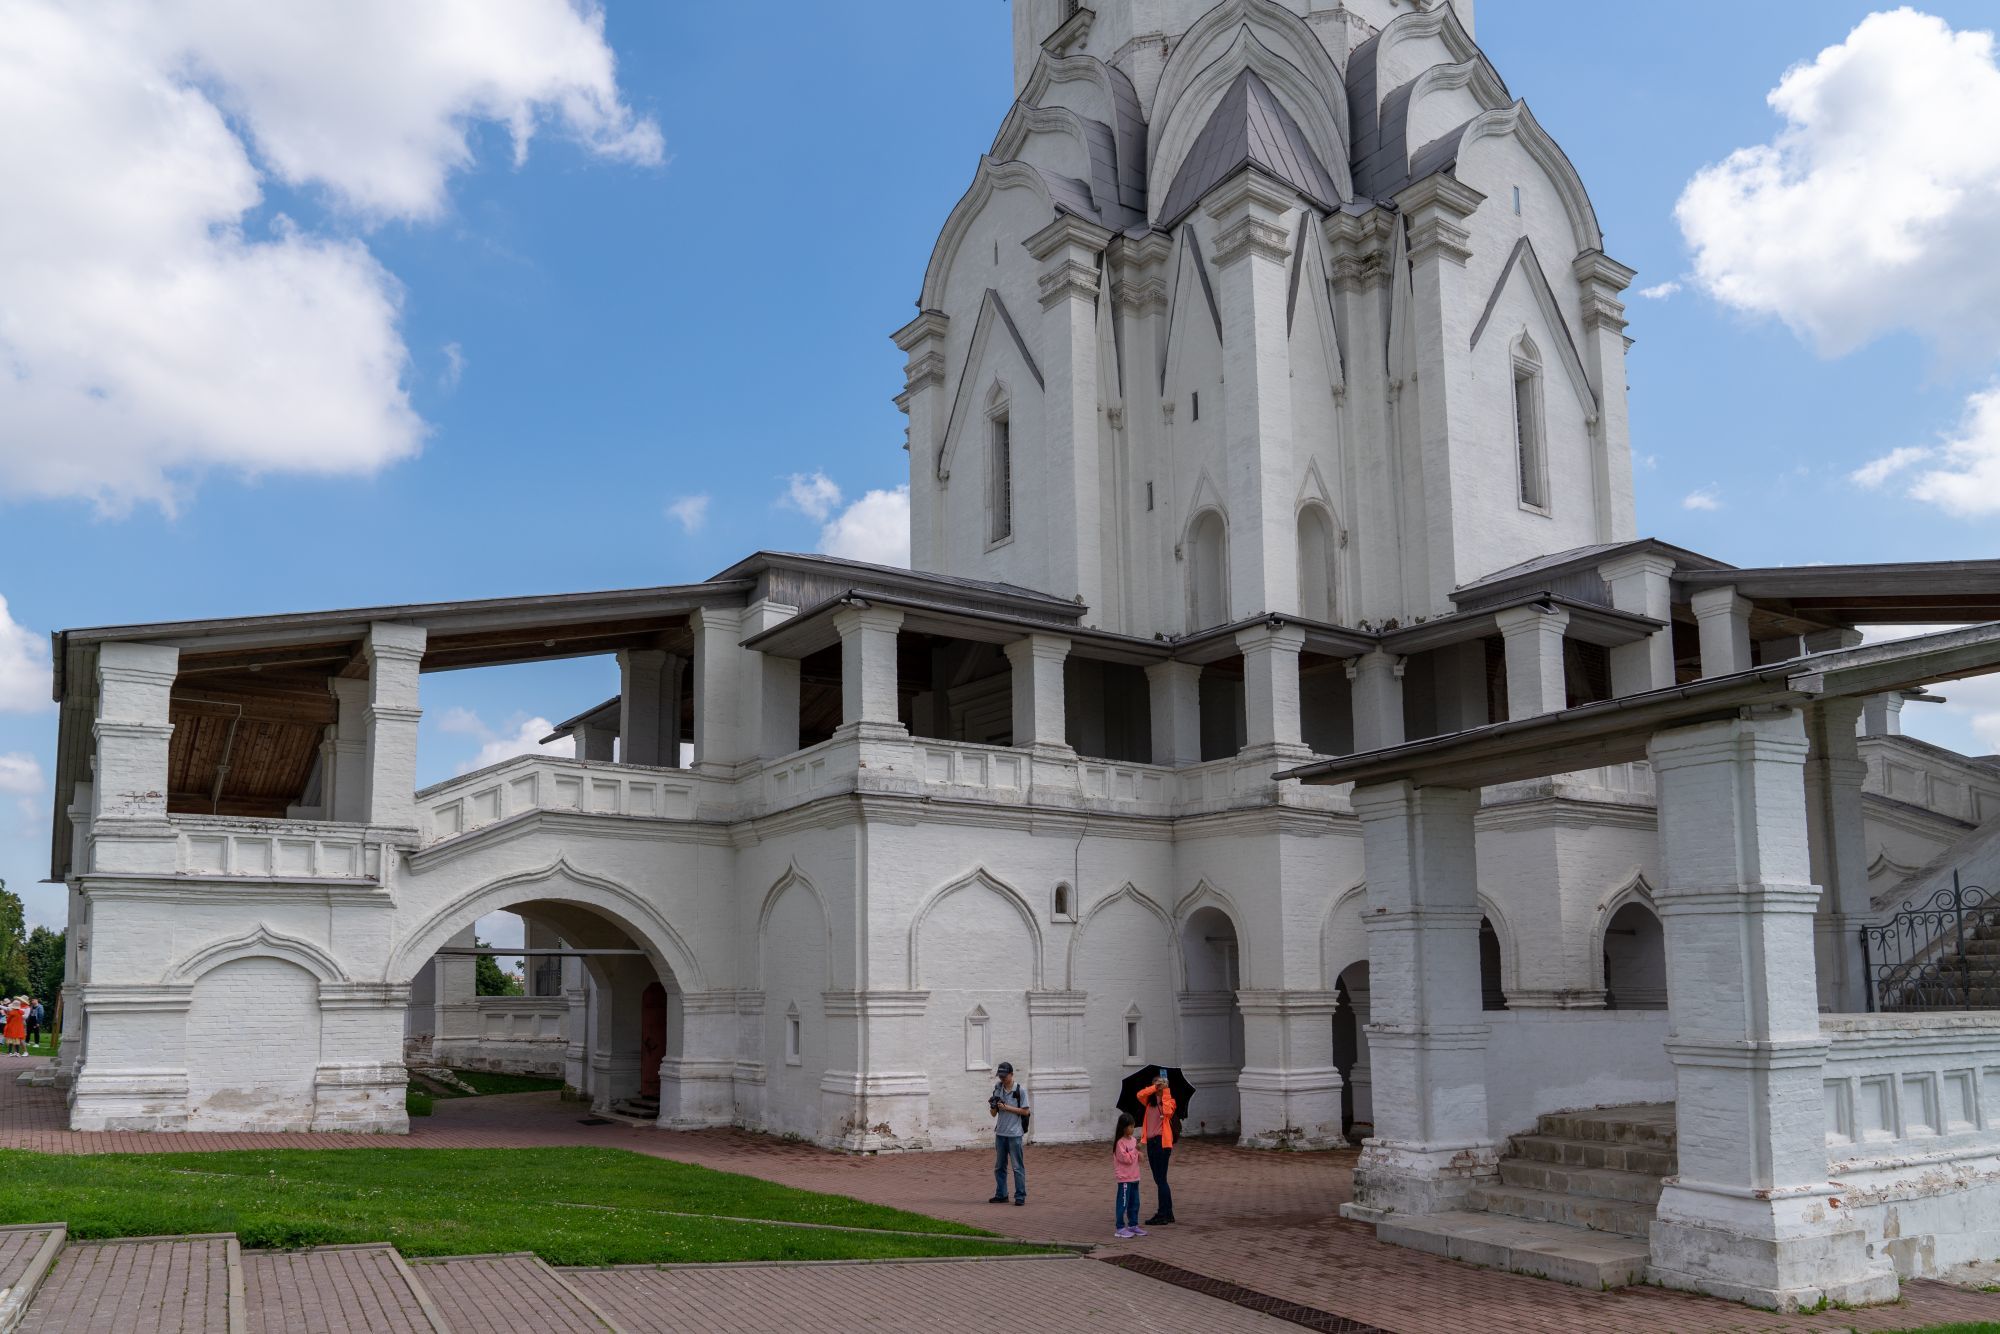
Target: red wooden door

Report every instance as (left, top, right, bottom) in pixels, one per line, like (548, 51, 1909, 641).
(639, 982, 666, 1099)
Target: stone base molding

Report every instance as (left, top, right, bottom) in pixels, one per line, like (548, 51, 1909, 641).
(1647, 1182, 1898, 1311)
(1341, 1138, 1501, 1223)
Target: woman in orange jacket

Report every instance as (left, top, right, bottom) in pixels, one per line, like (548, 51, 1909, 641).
(1135, 1069, 1177, 1224)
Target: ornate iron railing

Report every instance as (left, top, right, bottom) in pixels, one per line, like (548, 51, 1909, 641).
(1861, 871, 1999, 1012)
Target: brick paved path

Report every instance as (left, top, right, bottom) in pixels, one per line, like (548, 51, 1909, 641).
(5, 1055, 1996, 1333)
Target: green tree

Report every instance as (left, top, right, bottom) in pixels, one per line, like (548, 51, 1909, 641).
(0, 884, 27, 998)
(473, 938, 523, 997)
(26, 927, 65, 1004)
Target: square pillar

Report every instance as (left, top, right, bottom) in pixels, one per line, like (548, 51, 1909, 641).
(571, 722, 615, 763)
(1025, 215, 1113, 614)
(1347, 651, 1406, 753)
(617, 648, 684, 767)
(1690, 586, 1753, 678)
(1236, 990, 1344, 1149)
(742, 600, 801, 760)
(1573, 252, 1639, 543)
(1025, 990, 1090, 1141)
(820, 990, 931, 1151)
(1599, 551, 1677, 695)
(1145, 661, 1202, 767)
(362, 623, 425, 828)
(1003, 634, 1072, 750)
(1343, 781, 1496, 1221)
(1235, 622, 1307, 754)
(314, 982, 411, 1132)
(324, 677, 370, 821)
(1803, 698, 1872, 1012)
(659, 990, 738, 1129)
(1645, 712, 1896, 1310)
(893, 311, 949, 573)
(89, 642, 179, 874)
(691, 606, 746, 773)
(832, 605, 906, 735)
(1860, 692, 1904, 737)
(1494, 604, 1571, 718)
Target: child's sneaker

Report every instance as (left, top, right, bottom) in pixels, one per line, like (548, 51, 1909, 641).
(1130, 1226, 1148, 1236)
(1114, 1227, 1135, 1239)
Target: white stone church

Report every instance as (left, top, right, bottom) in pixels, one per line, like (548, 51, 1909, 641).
(44, 0, 2000, 1312)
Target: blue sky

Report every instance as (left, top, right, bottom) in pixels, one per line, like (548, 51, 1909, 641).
(2, 1, 1997, 933)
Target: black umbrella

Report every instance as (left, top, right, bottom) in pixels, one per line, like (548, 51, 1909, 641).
(1116, 1065, 1197, 1130)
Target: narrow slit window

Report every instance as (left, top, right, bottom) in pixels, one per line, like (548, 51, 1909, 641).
(1513, 360, 1547, 510)
(1125, 1018, 1139, 1058)
(784, 1003, 802, 1065)
(1191, 390, 1200, 421)
(988, 414, 1013, 543)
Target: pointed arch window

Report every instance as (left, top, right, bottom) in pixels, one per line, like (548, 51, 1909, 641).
(1511, 335, 1549, 513)
(986, 395, 1014, 546)
(1296, 504, 1337, 622)
(1186, 509, 1228, 631)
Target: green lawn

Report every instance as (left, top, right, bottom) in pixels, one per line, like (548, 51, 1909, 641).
(0, 1146, 1050, 1265)
(443, 1069, 564, 1096)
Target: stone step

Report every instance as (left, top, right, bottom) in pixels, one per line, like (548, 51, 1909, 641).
(1506, 1133, 1676, 1177)
(1533, 1103, 1676, 1150)
(411, 1253, 619, 1333)
(1465, 1183, 1656, 1238)
(1376, 1211, 1650, 1290)
(1496, 1160, 1665, 1205)
(242, 1244, 444, 1333)
(19, 1234, 241, 1333)
(0, 1225, 66, 1331)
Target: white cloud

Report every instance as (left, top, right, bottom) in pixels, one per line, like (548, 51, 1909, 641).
(441, 341, 467, 390)
(0, 753, 45, 797)
(1682, 486, 1722, 511)
(1905, 382, 2000, 517)
(819, 486, 911, 567)
(1636, 281, 1681, 300)
(1857, 625, 2000, 755)
(0, 597, 52, 713)
(1850, 444, 1933, 488)
(446, 710, 574, 774)
(780, 470, 843, 521)
(667, 493, 710, 534)
(0, 0, 659, 513)
(1674, 9, 2000, 361)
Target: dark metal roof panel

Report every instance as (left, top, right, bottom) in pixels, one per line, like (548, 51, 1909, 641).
(1158, 69, 1341, 227)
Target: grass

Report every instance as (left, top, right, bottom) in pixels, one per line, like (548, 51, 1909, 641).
(405, 1086, 434, 1117)
(445, 1069, 564, 1096)
(0, 1146, 1052, 1265)
(1879, 1325, 2000, 1334)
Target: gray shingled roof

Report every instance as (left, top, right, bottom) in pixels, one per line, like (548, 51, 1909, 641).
(1157, 68, 1342, 226)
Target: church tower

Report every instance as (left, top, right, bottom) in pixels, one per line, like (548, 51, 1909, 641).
(898, 0, 1633, 639)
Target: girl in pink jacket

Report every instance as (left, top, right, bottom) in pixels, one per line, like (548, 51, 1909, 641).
(1113, 1113, 1146, 1238)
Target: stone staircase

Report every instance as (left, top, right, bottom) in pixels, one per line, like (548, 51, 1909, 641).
(1376, 1103, 1675, 1290)
(606, 1093, 660, 1122)
(1881, 919, 2000, 1010)
(0, 1226, 626, 1332)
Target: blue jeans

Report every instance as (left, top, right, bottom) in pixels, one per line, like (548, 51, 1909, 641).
(1146, 1139, 1174, 1219)
(994, 1135, 1025, 1201)
(1115, 1180, 1140, 1229)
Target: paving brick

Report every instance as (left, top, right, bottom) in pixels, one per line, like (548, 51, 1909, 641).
(19, 1236, 233, 1334)
(242, 1244, 439, 1333)
(412, 1253, 611, 1332)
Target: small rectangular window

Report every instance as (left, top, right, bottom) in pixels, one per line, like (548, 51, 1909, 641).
(1191, 391, 1200, 421)
(1514, 369, 1547, 510)
(1125, 1019, 1139, 1059)
(988, 415, 1013, 544)
(1512, 185, 1522, 215)
(1145, 481, 1154, 511)
(785, 1009, 802, 1065)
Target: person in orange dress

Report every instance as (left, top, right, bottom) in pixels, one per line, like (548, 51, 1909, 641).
(1, 998, 25, 1055)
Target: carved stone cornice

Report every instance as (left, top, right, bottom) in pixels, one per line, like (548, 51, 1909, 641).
(1038, 256, 1101, 309)
(891, 308, 950, 353)
(1203, 168, 1297, 267)
(1110, 276, 1167, 315)
(1108, 229, 1173, 272)
(1324, 207, 1397, 292)
(1573, 251, 1638, 334)
(901, 348, 947, 394)
(1024, 213, 1115, 263)
(1394, 174, 1484, 266)
(1211, 214, 1292, 267)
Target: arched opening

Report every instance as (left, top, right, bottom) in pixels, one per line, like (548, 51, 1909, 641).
(1187, 509, 1229, 631)
(1480, 917, 1508, 1011)
(1179, 904, 1244, 1136)
(1603, 901, 1667, 1010)
(1332, 960, 1371, 1139)
(1297, 505, 1337, 622)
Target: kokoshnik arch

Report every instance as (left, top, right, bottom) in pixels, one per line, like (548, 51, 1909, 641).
(43, 0, 2000, 1311)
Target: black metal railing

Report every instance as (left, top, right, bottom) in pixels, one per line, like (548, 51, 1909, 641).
(1861, 871, 1999, 1012)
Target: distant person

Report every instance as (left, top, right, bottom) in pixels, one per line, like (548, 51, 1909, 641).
(1136, 1068, 1177, 1225)
(987, 1060, 1030, 1206)
(2, 998, 24, 1056)
(27, 998, 43, 1047)
(1112, 1113, 1146, 1239)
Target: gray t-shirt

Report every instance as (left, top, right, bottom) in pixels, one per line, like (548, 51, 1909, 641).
(990, 1080, 1028, 1137)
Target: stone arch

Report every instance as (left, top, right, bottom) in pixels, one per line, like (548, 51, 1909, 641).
(1478, 893, 1518, 1010)
(1594, 872, 1667, 1009)
(1173, 879, 1252, 991)
(1317, 880, 1369, 990)
(756, 863, 833, 990)
(166, 925, 349, 985)
(1064, 881, 1173, 988)
(387, 857, 704, 992)
(920, 156, 1059, 310)
(1456, 101, 1604, 254)
(907, 868, 1045, 990)
(1296, 500, 1339, 623)
(1184, 505, 1230, 631)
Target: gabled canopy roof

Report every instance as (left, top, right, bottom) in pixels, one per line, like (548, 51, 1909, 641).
(1157, 68, 1343, 227)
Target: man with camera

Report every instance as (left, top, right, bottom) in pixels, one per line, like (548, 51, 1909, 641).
(987, 1060, 1030, 1205)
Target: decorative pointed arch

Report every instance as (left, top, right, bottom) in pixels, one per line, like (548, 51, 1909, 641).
(919, 155, 1059, 310)
(1018, 52, 1148, 214)
(166, 925, 349, 985)
(1457, 101, 1604, 253)
(1592, 869, 1666, 1006)
(936, 289, 1043, 483)
(1287, 218, 1345, 394)
(907, 867, 1045, 990)
(757, 862, 833, 988)
(1181, 490, 1231, 632)
(990, 103, 1122, 220)
(1318, 879, 1370, 990)
(1173, 878, 1252, 991)
(1373, 1, 1492, 112)
(1063, 882, 1174, 988)
(1477, 892, 1518, 1000)
(1469, 236, 1597, 419)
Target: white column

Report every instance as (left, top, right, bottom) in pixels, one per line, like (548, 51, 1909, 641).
(1236, 990, 1345, 1149)
(428, 924, 479, 1066)
(1599, 551, 1676, 695)
(1344, 979, 1374, 1127)
(1803, 698, 1872, 1012)
(617, 648, 684, 767)
(1026, 214, 1112, 615)
(691, 606, 746, 773)
(571, 722, 615, 763)
(1860, 692, 1904, 737)
(742, 600, 801, 760)
(1025, 990, 1090, 1141)
(659, 990, 738, 1129)
(820, 990, 932, 1150)
(892, 311, 949, 574)
(1573, 252, 1639, 544)
(1003, 634, 1071, 750)
(1145, 661, 1202, 767)
(1207, 169, 1300, 617)
(1644, 712, 1895, 1310)
(832, 605, 906, 734)
(1690, 586, 1753, 678)
(325, 677, 370, 821)
(314, 981, 411, 1132)
(89, 642, 179, 874)
(1347, 651, 1406, 753)
(1235, 622, 1307, 753)
(1343, 781, 1495, 1220)
(1494, 604, 1571, 719)
(363, 623, 425, 828)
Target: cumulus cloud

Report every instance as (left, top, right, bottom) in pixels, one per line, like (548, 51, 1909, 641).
(1681, 486, 1722, 512)
(666, 493, 710, 534)
(0, 753, 45, 797)
(1676, 9, 2000, 360)
(1850, 444, 1933, 489)
(0, 0, 659, 513)
(1858, 625, 2000, 755)
(445, 710, 575, 775)
(780, 470, 843, 521)
(818, 485, 911, 567)
(1635, 281, 1681, 300)
(440, 341, 467, 390)
(1904, 383, 2000, 516)
(0, 597, 52, 713)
